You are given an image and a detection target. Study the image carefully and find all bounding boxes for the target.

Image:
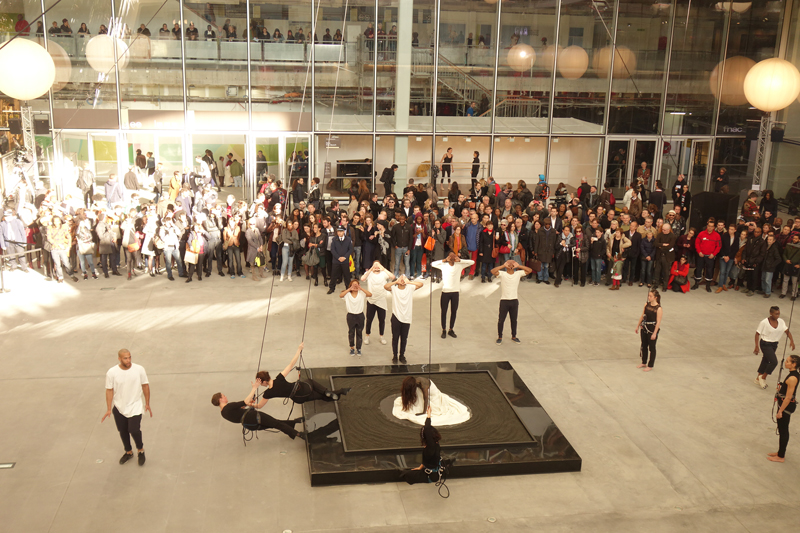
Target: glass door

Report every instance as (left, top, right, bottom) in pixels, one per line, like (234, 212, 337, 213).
(631, 140, 657, 190)
(688, 140, 711, 196)
(88, 133, 119, 187)
(604, 139, 630, 189)
(660, 139, 692, 200)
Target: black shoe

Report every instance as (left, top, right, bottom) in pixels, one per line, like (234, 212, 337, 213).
(104, 273, 110, 279)
(119, 452, 134, 465)
(314, 279, 318, 286)
(511, 337, 521, 344)
(706, 285, 711, 292)
(138, 451, 146, 466)
(399, 355, 408, 364)
(496, 338, 502, 345)
(780, 294, 786, 299)
(481, 278, 486, 283)
(392, 356, 398, 364)
(218, 272, 224, 277)
(185, 278, 192, 283)
(441, 330, 447, 339)
(71, 276, 79, 282)
(448, 330, 457, 338)
(83, 273, 88, 280)
(692, 283, 699, 290)
(168, 276, 175, 281)
(112, 271, 122, 276)
(327, 288, 335, 294)
(323, 279, 328, 287)
(544, 280, 550, 285)
(296, 431, 307, 441)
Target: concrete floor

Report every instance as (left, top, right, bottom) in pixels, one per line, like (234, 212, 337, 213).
(0, 267, 798, 533)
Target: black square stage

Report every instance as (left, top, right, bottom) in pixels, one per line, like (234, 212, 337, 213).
(300, 362, 581, 486)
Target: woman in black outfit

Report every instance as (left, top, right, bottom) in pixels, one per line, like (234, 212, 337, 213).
(760, 190, 779, 219)
(769, 354, 799, 463)
(447, 182, 460, 204)
(635, 289, 662, 371)
(248, 343, 350, 407)
(400, 405, 452, 484)
(440, 147, 453, 184)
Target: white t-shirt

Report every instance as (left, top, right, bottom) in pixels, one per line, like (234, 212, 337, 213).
(391, 284, 417, 324)
(365, 270, 391, 309)
(756, 318, 788, 343)
(345, 290, 367, 314)
(105, 363, 149, 417)
(432, 259, 475, 293)
(498, 270, 525, 301)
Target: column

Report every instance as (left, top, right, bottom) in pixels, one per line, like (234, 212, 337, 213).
(393, 0, 414, 195)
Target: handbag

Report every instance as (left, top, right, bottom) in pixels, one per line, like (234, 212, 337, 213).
(424, 236, 435, 251)
(491, 233, 498, 259)
(152, 234, 165, 250)
(349, 255, 355, 273)
(531, 259, 542, 273)
(127, 242, 140, 253)
(184, 251, 198, 264)
(78, 241, 95, 255)
(303, 248, 320, 266)
(255, 252, 266, 267)
(674, 275, 688, 285)
(190, 238, 201, 254)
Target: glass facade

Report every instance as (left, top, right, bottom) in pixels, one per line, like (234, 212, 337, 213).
(0, 0, 793, 200)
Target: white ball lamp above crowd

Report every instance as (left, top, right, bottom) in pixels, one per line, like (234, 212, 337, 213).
(0, 38, 55, 100)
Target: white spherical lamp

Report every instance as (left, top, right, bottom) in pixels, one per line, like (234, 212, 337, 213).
(558, 45, 589, 79)
(507, 44, 536, 72)
(41, 39, 71, 93)
(0, 38, 55, 100)
(593, 45, 637, 79)
(86, 34, 129, 73)
(709, 55, 755, 106)
(540, 45, 562, 72)
(744, 57, 800, 112)
(129, 35, 151, 61)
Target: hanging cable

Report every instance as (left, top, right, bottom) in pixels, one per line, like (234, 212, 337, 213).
(772, 296, 797, 425)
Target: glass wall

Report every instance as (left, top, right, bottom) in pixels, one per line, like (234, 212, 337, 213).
(2, 0, 794, 200)
(494, 0, 555, 134)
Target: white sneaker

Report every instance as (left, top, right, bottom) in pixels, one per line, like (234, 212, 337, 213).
(754, 376, 763, 388)
(280, 274, 285, 281)
(364, 336, 370, 345)
(288, 276, 293, 282)
(758, 376, 767, 389)
(380, 336, 387, 345)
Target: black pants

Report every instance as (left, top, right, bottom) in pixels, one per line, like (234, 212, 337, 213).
(401, 466, 440, 485)
(440, 292, 460, 330)
(696, 256, 715, 282)
(347, 312, 365, 349)
(252, 414, 301, 439)
(112, 406, 143, 452)
(82, 186, 93, 208)
(441, 165, 450, 178)
(330, 259, 350, 289)
(576, 260, 587, 284)
(758, 341, 779, 375)
(554, 254, 567, 284)
(640, 329, 658, 367)
(497, 299, 519, 338)
(366, 302, 386, 335)
(778, 411, 792, 458)
(187, 253, 205, 280)
(654, 256, 671, 287)
(624, 256, 639, 282)
(391, 315, 411, 357)
(205, 239, 223, 274)
(291, 378, 342, 404)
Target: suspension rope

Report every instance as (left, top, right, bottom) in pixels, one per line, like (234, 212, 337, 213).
(772, 296, 797, 425)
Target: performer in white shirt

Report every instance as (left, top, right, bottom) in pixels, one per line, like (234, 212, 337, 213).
(431, 253, 474, 339)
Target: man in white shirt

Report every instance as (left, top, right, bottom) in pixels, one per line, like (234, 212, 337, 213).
(491, 260, 533, 345)
(384, 275, 424, 364)
(102, 349, 152, 466)
(431, 253, 475, 339)
(361, 261, 395, 345)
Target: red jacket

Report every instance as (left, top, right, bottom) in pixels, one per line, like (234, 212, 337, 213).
(695, 229, 721, 256)
(668, 261, 691, 293)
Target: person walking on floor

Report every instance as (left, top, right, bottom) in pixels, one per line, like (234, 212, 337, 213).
(491, 259, 532, 345)
(327, 224, 353, 294)
(101, 349, 152, 466)
(341, 279, 372, 357)
(754, 306, 796, 389)
(385, 275, 424, 364)
(635, 289, 662, 371)
(431, 252, 474, 339)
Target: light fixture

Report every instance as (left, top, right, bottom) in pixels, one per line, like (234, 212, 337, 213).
(709, 56, 756, 106)
(669, 111, 686, 115)
(375, 135, 380, 140)
(593, 46, 637, 79)
(442, 137, 448, 142)
(715, 2, 751, 13)
(540, 45, 562, 72)
(558, 45, 589, 80)
(507, 44, 536, 73)
(37, 38, 71, 93)
(494, 137, 500, 142)
(744, 57, 800, 112)
(465, 137, 471, 142)
(0, 39, 55, 100)
(524, 138, 531, 143)
(415, 136, 421, 141)
(509, 137, 515, 142)
(86, 34, 129, 74)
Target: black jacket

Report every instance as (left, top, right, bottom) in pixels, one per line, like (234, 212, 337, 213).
(626, 230, 642, 258)
(534, 227, 557, 264)
(390, 222, 413, 249)
(763, 243, 783, 272)
(330, 235, 353, 260)
(478, 229, 495, 263)
(744, 236, 767, 267)
(719, 233, 740, 258)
